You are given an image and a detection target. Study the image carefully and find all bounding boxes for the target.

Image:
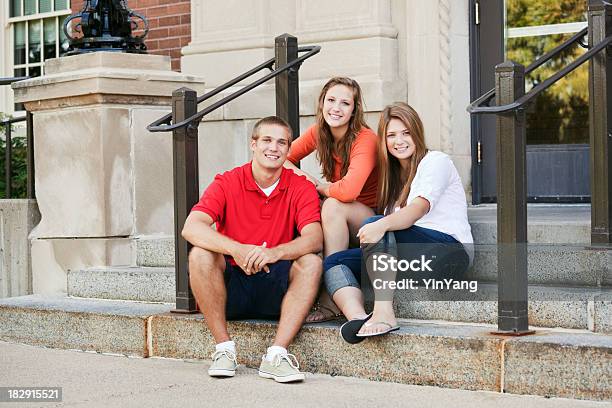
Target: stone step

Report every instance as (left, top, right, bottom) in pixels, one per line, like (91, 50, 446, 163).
(134, 205, 593, 268)
(467, 244, 610, 286)
(392, 283, 611, 333)
(132, 240, 610, 287)
(0, 295, 609, 401)
(467, 204, 591, 245)
(0, 295, 172, 356)
(66, 265, 611, 332)
(135, 236, 174, 267)
(68, 266, 175, 303)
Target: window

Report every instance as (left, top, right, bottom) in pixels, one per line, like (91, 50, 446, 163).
(9, 0, 71, 79)
(8, 0, 71, 109)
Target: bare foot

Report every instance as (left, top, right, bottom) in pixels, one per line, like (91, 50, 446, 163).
(304, 291, 342, 323)
(357, 311, 398, 335)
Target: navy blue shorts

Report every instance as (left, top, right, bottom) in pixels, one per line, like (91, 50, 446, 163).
(224, 259, 292, 320)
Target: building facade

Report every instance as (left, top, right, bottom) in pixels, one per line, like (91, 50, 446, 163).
(1, 0, 592, 203)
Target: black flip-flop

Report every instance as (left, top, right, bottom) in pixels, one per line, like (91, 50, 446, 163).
(355, 321, 400, 337)
(339, 313, 373, 344)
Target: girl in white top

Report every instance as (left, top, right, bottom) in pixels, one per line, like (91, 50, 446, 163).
(323, 102, 473, 342)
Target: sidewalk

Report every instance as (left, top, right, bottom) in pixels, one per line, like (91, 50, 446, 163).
(0, 341, 607, 408)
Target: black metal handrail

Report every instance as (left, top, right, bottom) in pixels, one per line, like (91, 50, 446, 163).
(1, 76, 34, 200)
(147, 45, 320, 132)
(468, 27, 588, 111)
(468, 32, 612, 114)
(0, 77, 29, 86)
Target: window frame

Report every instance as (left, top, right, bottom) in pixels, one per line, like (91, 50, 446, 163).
(5, 0, 72, 112)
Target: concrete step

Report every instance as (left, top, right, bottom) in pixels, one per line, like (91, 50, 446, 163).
(468, 204, 591, 245)
(136, 241, 610, 286)
(467, 244, 611, 286)
(134, 206, 592, 268)
(135, 236, 174, 268)
(67, 267, 611, 332)
(0, 295, 609, 401)
(0, 295, 172, 356)
(392, 283, 611, 333)
(68, 266, 175, 303)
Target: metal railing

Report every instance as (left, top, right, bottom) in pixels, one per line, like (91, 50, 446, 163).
(148, 34, 320, 313)
(1, 77, 34, 200)
(467, 1, 611, 334)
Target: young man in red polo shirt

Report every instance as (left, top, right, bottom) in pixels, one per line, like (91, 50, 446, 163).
(182, 116, 323, 383)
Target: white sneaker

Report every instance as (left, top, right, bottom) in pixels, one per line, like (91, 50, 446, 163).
(208, 349, 238, 377)
(258, 353, 305, 383)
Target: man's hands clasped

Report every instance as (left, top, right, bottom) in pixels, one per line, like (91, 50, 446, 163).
(230, 242, 281, 275)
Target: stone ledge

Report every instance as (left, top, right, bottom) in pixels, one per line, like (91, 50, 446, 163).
(0, 295, 172, 356)
(150, 314, 611, 400)
(0, 295, 609, 400)
(150, 314, 503, 392)
(503, 332, 612, 400)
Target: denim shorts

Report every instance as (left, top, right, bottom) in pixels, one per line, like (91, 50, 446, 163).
(323, 215, 468, 296)
(224, 259, 291, 320)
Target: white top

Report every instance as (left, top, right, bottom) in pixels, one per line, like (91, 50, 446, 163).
(394, 151, 474, 262)
(257, 179, 280, 197)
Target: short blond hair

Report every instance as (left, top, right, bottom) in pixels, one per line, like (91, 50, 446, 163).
(251, 116, 292, 144)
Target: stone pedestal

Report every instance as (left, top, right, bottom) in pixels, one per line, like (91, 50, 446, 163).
(12, 52, 205, 294)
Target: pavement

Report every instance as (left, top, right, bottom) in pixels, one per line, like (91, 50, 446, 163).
(0, 341, 608, 408)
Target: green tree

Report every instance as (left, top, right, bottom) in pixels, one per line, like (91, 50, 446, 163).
(0, 115, 28, 199)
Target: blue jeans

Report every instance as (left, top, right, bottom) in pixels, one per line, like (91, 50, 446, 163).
(323, 215, 468, 296)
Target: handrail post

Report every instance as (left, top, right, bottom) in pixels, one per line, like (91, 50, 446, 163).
(589, 0, 612, 244)
(26, 111, 35, 199)
(171, 87, 199, 313)
(275, 34, 300, 143)
(493, 61, 532, 335)
(4, 121, 12, 199)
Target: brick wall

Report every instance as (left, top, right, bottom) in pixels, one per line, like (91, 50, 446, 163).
(70, 0, 190, 71)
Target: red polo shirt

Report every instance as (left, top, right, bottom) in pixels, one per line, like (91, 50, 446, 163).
(191, 162, 321, 262)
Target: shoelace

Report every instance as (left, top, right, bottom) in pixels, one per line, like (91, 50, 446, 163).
(211, 349, 237, 363)
(272, 353, 300, 369)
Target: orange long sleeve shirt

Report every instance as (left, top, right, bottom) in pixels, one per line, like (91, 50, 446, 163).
(287, 124, 378, 208)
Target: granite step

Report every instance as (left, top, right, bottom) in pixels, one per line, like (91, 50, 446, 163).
(392, 283, 611, 332)
(0, 295, 609, 401)
(132, 240, 610, 287)
(0, 295, 172, 356)
(68, 266, 175, 303)
(467, 204, 591, 245)
(467, 244, 610, 286)
(134, 205, 594, 270)
(67, 264, 611, 332)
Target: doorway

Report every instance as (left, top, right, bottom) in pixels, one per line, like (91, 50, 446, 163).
(470, 0, 590, 203)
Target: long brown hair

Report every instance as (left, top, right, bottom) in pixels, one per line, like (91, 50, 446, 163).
(377, 102, 428, 215)
(315, 77, 368, 181)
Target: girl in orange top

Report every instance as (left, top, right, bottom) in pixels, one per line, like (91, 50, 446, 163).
(284, 77, 378, 323)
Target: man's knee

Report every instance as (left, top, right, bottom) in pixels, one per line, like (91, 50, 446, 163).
(188, 247, 224, 279)
(291, 254, 323, 282)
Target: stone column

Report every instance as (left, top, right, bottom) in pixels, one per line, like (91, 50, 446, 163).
(12, 52, 205, 294)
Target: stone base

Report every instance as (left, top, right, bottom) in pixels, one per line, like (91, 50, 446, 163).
(30, 238, 132, 294)
(0, 200, 40, 298)
(1, 295, 609, 400)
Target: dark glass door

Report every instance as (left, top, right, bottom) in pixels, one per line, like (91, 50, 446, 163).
(471, 0, 590, 203)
